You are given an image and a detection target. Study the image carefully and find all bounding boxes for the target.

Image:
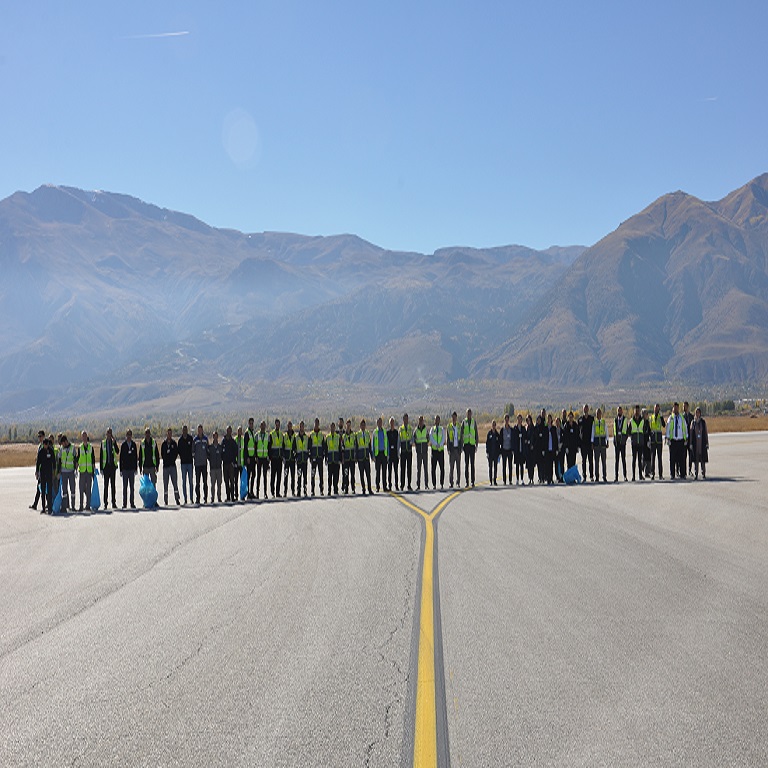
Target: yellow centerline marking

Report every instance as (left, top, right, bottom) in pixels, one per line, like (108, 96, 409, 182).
(390, 490, 462, 768)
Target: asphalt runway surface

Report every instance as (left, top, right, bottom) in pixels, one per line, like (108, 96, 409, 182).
(1, 433, 766, 767)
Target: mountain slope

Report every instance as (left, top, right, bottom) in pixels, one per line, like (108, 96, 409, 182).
(471, 173, 768, 386)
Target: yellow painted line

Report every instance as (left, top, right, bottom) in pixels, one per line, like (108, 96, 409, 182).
(414, 516, 437, 767)
(390, 489, 462, 767)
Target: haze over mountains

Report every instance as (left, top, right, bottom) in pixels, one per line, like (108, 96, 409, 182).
(1, 175, 766, 419)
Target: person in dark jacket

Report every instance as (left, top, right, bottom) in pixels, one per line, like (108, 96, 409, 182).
(208, 430, 224, 503)
(554, 417, 565, 482)
(524, 415, 536, 485)
(561, 412, 580, 471)
(485, 421, 501, 485)
(119, 429, 138, 509)
(532, 415, 548, 484)
(545, 414, 558, 484)
(629, 405, 648, 481)
(100, 427, 120, 510)
(161, 428, 180, 506)
(683, 401, 695, 476)
(309, 418, 326, 496)
(178, 425, 195, 504)
(36, 437, 56, 514)
(691, 407, 709, 479)
(193, 424, 209, 504)
(511, 415, 526, 485)
(578, 404, 595, 482)
(221, 426, 239, 502)
(386, 417, 400, 492)
(30, 430, 46, 510)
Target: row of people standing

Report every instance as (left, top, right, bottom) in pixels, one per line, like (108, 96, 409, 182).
(33, 410, 483, 512)
(483, 401, 709, 485)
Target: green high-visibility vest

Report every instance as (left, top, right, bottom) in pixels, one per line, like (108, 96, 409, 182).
(256, 432, 269, 459)
(269, 430, 282, 459)
(399, 424, 413, 453)
(594, 419, 607, 447)
(414, 426, 429, 444)
(294, 434, 309, 461)
(309, 431, 325, 460)
(462, 419, 477, 446)
(78, 443, 95, 473)
(60, 445, 75, 471)
(326, 433, 341, 463)
(356, 430, 371, 461)
(245, 429, 256, 458)
(342, 433, 356, 461)
(372, 429, 388, 457)
(236, 435, 245, 465)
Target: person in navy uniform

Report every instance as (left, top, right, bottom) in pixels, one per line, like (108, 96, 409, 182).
(35, 437, 56, 514)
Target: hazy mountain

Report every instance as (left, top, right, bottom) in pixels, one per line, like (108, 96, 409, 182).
(472, 173, 768, 387)
(0, 185, 581, 417)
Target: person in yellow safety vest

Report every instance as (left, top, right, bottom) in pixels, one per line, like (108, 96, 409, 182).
(282, 420, 297, 497)
(139, 427, 160, 489)
(325, 422, 341, 495)
(356, 419, 373, 495)
(269, 419, 284, 498)
(399, 414, 414, 492)
(342, 420, 357, 494)
(591, 408, 608, 483)
(371, 416, 389, 493)
(413, 416, 430, 490)
(666, 401, 689, 480)
(244, 417, 257, 499)
(58, 434, 77, 512)
(309, 418, 326, 496)
(77, 430, 96, 511)
(256, 421, 270, 498)
(294, 421, 310, 497)
(649, 403, 666, 480)
(461, 408, 479, 488)
(429, 415, 446, 490)
(446, 411, 462, 489)
(613, 406, 630, 482)
(100, 426, 121, 510)
(629, 405, 648, 481)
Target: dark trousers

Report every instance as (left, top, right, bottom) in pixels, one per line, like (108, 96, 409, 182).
(514, 453, 525, 482)
(39, 473, 54, 512)
(328, 463, 340, 494)
(631, 444, 644, 479)
(163, 464, 179, 504)
(343, 460, 356, 493)
(581, 443, 594, 480)
(180, 463, 193, 502)
(400, 452, 412, 489)
(122, 471, 136, 507)
(270, 457, 283, 496)
(464, 446, 476, 485)
(195, 465, 208, 502)
(670, 440, 686, 479)
(614, 443, 627, 480)
(246, 456, 256, 496)
(310, 459, 324, 494)
(374, 454, 388, 490)
(256, 458, 269, 496)
(431, 451, 445, 488)
(650, 441, 663, 478)
(283, 460, 296, 495)
(387, 455, 399, 490)
(296, 460, 308, 493)
(500, 450, 513, 483)
(358, 459, 372, 493)
(415, 448, 428, 488)
(103, 466, 117, 506)
(488, 456, 498, 484)
(448, 447, 461, 487)
(224, 463, 236, 501)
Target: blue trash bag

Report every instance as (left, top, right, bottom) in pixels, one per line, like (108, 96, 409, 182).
(139, 473, 158, 508)
(563, 465, 582, 485)
(240, 466, 248, 500)
(90, 468, 101, 510)
(52, 478, 63, 514)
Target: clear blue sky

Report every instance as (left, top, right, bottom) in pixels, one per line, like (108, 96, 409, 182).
(2, 1, 767, 253)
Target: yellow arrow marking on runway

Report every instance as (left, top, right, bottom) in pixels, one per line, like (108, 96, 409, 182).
(391, 491, 462, 768)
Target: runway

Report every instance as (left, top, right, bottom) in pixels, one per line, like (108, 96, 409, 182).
(1, 432, 766, 766)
